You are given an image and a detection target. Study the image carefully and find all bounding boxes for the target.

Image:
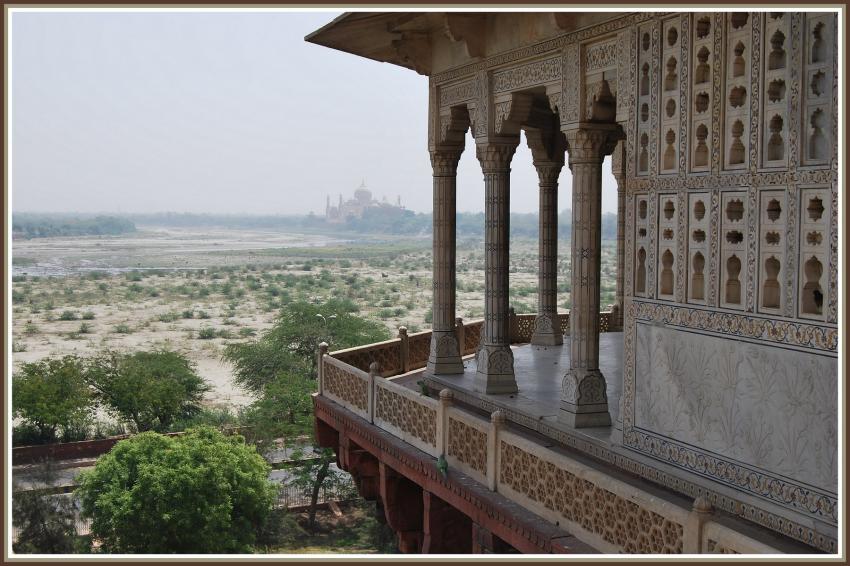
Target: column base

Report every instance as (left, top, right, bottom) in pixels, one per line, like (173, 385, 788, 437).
(427, 331, 464, 375)
(474, 344, 517, 394)
(558, 368, 611, 428)
(530, 314, 563, 346)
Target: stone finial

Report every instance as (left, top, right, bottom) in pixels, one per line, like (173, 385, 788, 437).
(455, 317, 464, 326)
(318, 342, 329, 355)
(693, 496, 713, 514)
(439, 388, 454, 404)
(491, 410, 506, 427)
(398, 326, 408, 337)
(369, 361, 381, 375)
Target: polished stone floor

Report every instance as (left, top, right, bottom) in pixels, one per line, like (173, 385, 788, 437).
(399, 332, 624, 442)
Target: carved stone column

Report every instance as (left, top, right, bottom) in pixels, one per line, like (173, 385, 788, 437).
(531, 160, 564, 346)
(427, 149, 464, 375)
(474, 140, 518, 395)
(611, 139, 626, 331)
(559, 125, 621, 428)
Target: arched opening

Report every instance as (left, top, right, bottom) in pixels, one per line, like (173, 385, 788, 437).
(695, 47, 711, 84)
(636, 247, 646, 293)
(694, 124, 709, 167)
(809, 108, 827, 160)
(767, 115, 784, 161)
(725, 255, 742, 305)
(663, 130, 676, 171)
(801, 256, 824, 315)
(660, 249, 674, 296)
(762, 256, 781, 309)
(769, 30, 786, 70)
(729, 120, 745, 165)
(812, 22, 826, 63)
(640, 63, 650, 96)
(732, 42, 746, 77)
(691, 252, 705, 300)
(664, 57, 678, 92)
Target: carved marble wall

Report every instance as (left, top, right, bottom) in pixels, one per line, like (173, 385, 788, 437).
(621, 12, 839, 538)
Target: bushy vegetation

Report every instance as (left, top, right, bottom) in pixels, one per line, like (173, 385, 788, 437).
(76, 427, 277, 553)
(12, 356, 95, 444)
(12, 350, 210, 444)
(86, 350, 210, 433)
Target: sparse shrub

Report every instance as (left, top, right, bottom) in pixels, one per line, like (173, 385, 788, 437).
(81, 311, 96, 320)
(181, 309, 194, 319)
(114, 324, 132, 334)
(13, 341, 27, 353)
(198, 327, 216, 340)
(58, 310, 78, 321)
(238, 327, 256, 337)
(197, 310, 211, 319)
(158, 312, 179, 323)
(217, 329, 235, 339)
(98, 282, 109, 292)
(78, 322, 92, 334)
(24, 321, 39, 335)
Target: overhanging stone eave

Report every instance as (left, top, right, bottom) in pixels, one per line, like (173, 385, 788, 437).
(304, 11, 429, 74)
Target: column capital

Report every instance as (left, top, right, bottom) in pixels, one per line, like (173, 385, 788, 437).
(533, 161, 563, 185)
(430, 148, 464, 177)
(563, 124, 624, 165)
(475, 140, 518, 173)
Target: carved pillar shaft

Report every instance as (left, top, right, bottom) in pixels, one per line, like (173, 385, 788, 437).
(428, 149, 464, 375)
(560, 126, 620, 428)
(532, 162, 564, 346)
(474, 141, 518, 395)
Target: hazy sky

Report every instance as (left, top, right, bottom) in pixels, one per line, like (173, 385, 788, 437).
(11, 10, 619, 215)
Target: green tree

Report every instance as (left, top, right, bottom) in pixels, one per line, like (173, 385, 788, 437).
(12, 356, 94, 444)
(239, 372, 316, 450)
(223, 299, 390, 384)
(86, 350, 210, 433)
(286, 446, 355, 532)
(76, 427, 277, 553)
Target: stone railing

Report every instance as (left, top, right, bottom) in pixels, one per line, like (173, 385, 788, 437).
(317, 310, 785, 554)
(317, 355, 782, 554)
(328, 311, 613, 378)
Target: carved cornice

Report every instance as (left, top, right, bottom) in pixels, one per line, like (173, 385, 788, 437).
(432, 12, 661, 86)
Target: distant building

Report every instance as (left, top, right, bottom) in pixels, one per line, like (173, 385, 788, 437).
(325, 180, 405, 223)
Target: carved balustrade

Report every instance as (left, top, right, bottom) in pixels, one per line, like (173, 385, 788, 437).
(318, 342, 783, 554)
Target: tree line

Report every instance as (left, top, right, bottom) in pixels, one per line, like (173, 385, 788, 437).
(121, 209, 619, 239)
(12, 214, 136, 239)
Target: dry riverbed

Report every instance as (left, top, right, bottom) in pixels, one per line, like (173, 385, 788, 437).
(11, 226, 618, 413)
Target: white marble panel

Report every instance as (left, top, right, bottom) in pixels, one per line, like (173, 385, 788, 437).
(635, 323, 836, 494)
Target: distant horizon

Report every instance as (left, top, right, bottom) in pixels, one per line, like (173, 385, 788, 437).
(10, 10, 620, 216)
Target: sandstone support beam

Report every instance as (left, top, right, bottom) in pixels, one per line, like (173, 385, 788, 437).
(559, 125, 621, 428)
(474, 140, 519, 394)
(379, 461, 424, 553)
(428, 148, 465, 375)
(422, 490, 473, 553)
